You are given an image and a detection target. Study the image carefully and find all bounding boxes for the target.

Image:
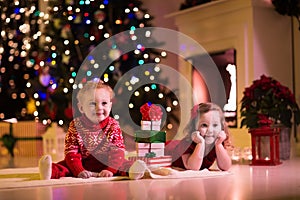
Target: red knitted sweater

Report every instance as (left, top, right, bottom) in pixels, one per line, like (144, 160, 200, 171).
(64, 115, 125, 176)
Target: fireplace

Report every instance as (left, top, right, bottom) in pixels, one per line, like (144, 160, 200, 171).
(191, 48, 237, 127)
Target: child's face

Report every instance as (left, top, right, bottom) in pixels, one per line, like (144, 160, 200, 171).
(196, 110, 222, 144)
(78, 88, 112, 124)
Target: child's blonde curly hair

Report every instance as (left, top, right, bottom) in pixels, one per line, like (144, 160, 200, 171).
(77, 80, 114, 104)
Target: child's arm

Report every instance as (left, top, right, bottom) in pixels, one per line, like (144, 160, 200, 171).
(215, 131, 232, 171)
(182, 131, 205, 170)
(104, 119, 126, 175)
(65, 152, 89, 178)
(64, 121, 90, 178)
(66, 153, 101, 178)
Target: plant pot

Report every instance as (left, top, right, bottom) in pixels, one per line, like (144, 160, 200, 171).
(279, 127, 291, 160)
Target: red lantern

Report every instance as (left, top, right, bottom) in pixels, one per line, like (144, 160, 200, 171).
(249, 127, 281, 166)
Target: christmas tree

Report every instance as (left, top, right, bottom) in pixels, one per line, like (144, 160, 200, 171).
(0, 0, 179, 133)
(0, 0, 40, 120)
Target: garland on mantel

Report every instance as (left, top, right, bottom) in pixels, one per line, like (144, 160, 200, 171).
(272, 0, 300, 30)
(1, 123, 16, 157)
(179, 0, 211, 10)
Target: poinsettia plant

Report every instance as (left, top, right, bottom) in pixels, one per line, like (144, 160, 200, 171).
(240, 75, 300, 129)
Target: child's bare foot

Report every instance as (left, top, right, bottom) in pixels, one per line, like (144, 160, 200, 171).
(39, 155, 52, 180)
(128, 160, 148, 180)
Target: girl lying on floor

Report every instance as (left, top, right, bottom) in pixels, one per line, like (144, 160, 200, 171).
(171, 102, 232, 171)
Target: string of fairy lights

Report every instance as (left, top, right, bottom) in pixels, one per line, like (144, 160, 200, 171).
(0, 0, 179, 131)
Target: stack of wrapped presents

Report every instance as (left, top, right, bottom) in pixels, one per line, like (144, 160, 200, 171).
(128, 102, 172, 168)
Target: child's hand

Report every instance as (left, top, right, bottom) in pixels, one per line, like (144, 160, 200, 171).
(191, 131, 205, 144)
(98, 170, 113, 177)
(215, 130, 226, 146)
(78, 170, 93, 179)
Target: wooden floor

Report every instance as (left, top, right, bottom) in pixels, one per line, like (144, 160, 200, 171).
(0, 156, 300, 200)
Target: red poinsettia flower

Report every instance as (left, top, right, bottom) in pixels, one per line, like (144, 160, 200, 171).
(240, 75, 300, 128)
(257, 114, 274, 127)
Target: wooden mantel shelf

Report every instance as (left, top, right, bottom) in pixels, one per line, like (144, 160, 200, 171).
(166, 0, 251, 18)
(165, 0, 229, 18)
(166, 0, 273, 24)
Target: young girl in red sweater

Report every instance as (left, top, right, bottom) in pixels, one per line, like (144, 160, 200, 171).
(172, 102, 232, 171)
(39, 80, 131, 179)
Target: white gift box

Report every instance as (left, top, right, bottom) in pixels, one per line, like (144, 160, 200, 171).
(136, 142, 165, 157)
(141, 120, 161, 131)
(136, 142, 165, 148)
